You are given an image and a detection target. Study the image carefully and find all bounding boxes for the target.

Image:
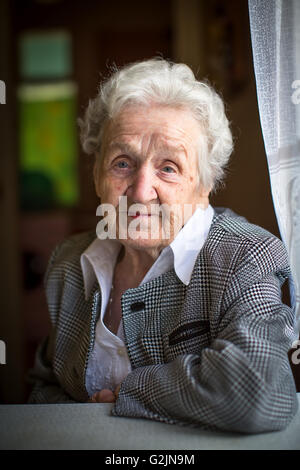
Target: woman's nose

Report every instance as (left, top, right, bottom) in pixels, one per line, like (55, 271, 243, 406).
(126, 166, 158, 204)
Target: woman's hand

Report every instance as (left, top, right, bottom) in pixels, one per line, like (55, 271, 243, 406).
(88, 384, 121, 403)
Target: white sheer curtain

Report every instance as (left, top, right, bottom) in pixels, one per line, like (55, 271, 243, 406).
(248, 0, 300, 334)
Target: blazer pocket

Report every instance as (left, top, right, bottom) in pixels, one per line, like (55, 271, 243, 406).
(168, 320, 210, 346)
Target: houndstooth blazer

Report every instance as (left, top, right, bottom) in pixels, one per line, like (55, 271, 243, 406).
(28, 207, 298, 433)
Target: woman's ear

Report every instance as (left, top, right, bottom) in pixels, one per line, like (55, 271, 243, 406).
(195, 184, 211, 209)
(202, 186, 211, 198)
(199, 184, 211, 199)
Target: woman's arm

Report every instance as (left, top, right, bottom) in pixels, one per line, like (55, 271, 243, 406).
(27, 241, 76, 404)
(28, 336, 76, 404)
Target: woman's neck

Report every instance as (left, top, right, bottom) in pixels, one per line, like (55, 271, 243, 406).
(115, 244, 159, 289)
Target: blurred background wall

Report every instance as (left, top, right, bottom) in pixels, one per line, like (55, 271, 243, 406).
(0, 0, 281, 403)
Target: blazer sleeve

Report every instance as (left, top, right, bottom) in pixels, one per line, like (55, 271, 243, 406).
(112, 236, 298, 433)
(27, 243, 76, 404)
(27, 335, 75, 404)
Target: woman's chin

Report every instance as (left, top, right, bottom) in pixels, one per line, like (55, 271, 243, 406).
(120, 234, 170, 253)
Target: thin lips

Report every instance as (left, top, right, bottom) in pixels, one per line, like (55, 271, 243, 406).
(118, 210, 153, 215)
(128, 213, 153, 217)
(118, 210, 160, 217)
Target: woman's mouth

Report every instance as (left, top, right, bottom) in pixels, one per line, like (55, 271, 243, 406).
(129, 211, 152, 219)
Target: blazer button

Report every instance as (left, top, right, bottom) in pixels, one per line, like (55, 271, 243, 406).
(130, 301, 145, 312)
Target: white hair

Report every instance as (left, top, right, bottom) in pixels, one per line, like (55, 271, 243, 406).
(78, 58, 233, 192)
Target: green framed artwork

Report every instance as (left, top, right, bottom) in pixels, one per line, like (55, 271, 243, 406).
(19, 82, 79, 210)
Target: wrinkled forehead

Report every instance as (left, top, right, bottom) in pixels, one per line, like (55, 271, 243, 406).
(101, 104, 204, 156)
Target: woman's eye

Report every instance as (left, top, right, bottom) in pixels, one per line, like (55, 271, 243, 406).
(162, 166, 175, 173)
(116, 160, 129, 169)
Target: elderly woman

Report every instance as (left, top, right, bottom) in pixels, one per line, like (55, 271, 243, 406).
(29, 58, 298, 433)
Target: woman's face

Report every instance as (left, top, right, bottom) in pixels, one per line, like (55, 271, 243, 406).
(94, 104, 210, 252)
